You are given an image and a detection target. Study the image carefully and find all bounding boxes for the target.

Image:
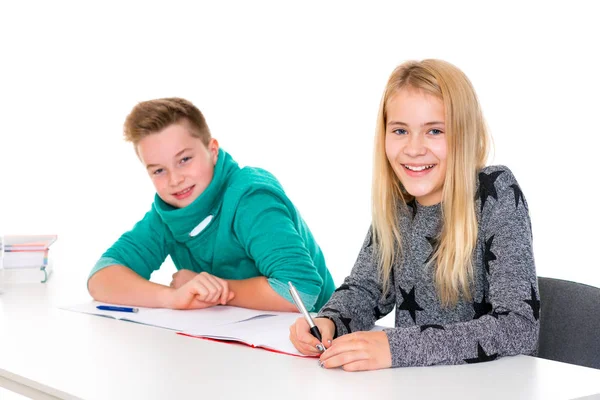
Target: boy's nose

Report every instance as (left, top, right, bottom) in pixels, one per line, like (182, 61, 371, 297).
(169, 171, 184, 186)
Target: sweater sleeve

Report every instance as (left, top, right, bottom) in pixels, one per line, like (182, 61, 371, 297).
(233, 191, 324, 312)
(89, 207, 169, 281)
(385, 170, 539, 367)
(317, 228, 396, 338)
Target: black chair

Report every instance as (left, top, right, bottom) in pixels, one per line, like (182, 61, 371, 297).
(537, 276, 600, 369)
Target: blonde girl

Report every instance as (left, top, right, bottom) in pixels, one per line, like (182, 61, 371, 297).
(289, 59, 538, 371)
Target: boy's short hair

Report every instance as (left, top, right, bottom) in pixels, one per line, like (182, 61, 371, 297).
(123, 98, 211, 146)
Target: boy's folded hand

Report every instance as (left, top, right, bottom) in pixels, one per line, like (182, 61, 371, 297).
(170, 269, 199, 289)
(167, 271, 235, 310)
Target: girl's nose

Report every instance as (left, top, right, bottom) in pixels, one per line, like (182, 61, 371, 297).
(404, 134, 427, 157)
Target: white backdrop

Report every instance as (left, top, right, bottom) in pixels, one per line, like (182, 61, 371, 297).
(1, 1, 599, 295)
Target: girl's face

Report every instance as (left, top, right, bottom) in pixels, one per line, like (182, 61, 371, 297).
(385, 88, 447, 206)
(137, 122, 219, 209)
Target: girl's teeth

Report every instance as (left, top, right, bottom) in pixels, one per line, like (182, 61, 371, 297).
(177, 187, 191, 195)
(405, 165, 433, 171)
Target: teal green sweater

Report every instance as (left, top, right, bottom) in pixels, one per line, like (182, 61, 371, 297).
(90, 149, 335, 311)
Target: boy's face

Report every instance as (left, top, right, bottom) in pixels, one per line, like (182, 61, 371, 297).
(137, 122, 219, 208)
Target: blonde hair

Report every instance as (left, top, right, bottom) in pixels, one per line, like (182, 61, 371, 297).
(372, 59, 489, 306)
(123, 97, 211, 146)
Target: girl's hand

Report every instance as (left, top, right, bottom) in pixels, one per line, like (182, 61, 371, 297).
(319, 331, 392, 371)
(289, 317, 335, 356)
(170, 269, 198, 289)
(167, 272, 235, 309)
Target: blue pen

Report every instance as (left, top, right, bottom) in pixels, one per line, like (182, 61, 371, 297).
(97, 305, 139, 313)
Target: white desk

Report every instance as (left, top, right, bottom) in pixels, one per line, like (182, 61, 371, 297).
(1, 272, 600, 400)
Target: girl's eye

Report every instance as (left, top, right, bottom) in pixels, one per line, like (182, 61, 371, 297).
(180, 156, 192, 164)
(153, 168, 164, 175)
(429, 129, 443, 135)
(392, 128, 408, 135)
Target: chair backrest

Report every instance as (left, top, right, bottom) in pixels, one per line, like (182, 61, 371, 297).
(538, 276, 600, 369)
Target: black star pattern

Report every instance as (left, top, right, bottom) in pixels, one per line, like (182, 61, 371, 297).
(374, 305, 386, 320)
(491, 310, 510, 319)
(523, 284, 540, 321)
(406, 198, 418, 219)
(375, 291, 395, 320)
(319, 308, 353, 334)
(425, 236, 439, 265)
(510, 184, 526, 210)
(420, 324, 445, 332)
(398, 286, 424, 323)
(478, 170, 505, 211)
(484, 235, 497, 274)
(464, 342, 498, 364)
(473, 295, 492, 319)
(334, 283, 351, 293)
(339, 315, 353, 334)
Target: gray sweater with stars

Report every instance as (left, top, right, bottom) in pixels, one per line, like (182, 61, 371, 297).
(317, 166, 539, 367)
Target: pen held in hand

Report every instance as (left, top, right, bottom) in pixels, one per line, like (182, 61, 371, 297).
(288, 281, 325, 352)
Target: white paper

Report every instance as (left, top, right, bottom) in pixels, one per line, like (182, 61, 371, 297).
(61, 301, 295, 332)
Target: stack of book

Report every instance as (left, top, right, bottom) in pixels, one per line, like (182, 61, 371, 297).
(1, 234, 58, 284)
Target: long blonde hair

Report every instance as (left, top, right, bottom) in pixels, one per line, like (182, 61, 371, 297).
(372, 59, 489, 306)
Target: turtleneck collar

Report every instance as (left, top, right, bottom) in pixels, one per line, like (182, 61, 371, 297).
(153, 148, 240, 242)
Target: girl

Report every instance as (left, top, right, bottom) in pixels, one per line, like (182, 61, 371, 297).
(289, 59, 538, 370)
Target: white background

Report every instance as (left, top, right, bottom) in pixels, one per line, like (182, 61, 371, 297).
(1, 1, 599, 298)
(0, 3, 598, 398)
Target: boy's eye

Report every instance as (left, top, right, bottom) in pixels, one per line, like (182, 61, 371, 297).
(180, 156, 192, 164)
(392, 128, 408, 135)
(429, 129, 443, 135)
(153, 168, 164, 175)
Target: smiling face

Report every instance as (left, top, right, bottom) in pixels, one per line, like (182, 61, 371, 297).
(385, 88, 447, 206)
(137, 121, 219, 208)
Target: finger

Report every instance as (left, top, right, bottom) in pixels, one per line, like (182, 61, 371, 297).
(289, 321, 320, 355)
(317, 323, 335, 349)
(289, 324, 321, 356)
(226, 291, 235, 302)
(321, 333, 363, 361)
(202, 274, 224, 303)
(196, 273, 221, 303)
(189, 280, 210, 300)
(321, 348, 369, 369)
(172, 272, 178, 279)
(311, 318, 335, 349)
(212, 276, 231, 304)
(294, 318, 323, 354)
(192, 298, 216, 309)
(340, 359, 375, 372)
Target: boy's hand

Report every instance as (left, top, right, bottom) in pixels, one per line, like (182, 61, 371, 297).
(170, 269, 199, 289)
(166, 272, 235, 310)
(289, 317, 335, 356)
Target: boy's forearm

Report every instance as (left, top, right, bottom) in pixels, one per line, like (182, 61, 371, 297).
(225, 276, 297, 312)
(88, 265, 173, 308)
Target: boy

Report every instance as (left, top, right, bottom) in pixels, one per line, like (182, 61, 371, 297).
(88, 98, 335, 312)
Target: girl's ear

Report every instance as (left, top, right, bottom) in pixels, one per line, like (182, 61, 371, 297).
(208, 138, 220, 165)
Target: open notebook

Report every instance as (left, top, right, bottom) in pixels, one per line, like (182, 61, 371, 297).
(62, 301, 296, 333)
(179, 313, 308, 357)
(62, 301, 307, 356)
